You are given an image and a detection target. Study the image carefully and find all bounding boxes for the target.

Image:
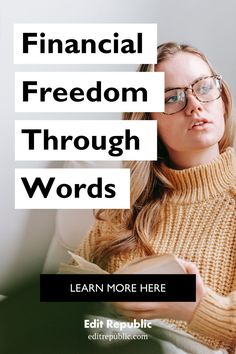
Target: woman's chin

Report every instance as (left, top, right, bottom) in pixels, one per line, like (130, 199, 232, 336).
(187, 135, 221, 151)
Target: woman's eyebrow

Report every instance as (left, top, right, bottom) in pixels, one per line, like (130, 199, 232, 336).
(164, 74, 209, 91)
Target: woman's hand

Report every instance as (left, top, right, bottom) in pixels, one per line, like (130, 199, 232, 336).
(110, 259, 206, 323)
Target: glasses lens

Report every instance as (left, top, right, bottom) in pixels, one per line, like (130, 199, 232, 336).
(164, 89, 186, 114)
(193, 77, 221, 102)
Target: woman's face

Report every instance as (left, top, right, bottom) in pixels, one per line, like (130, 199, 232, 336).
(151, 52, 225, 160)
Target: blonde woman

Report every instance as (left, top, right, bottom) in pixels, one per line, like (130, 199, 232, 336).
(74, 43, 236, 354)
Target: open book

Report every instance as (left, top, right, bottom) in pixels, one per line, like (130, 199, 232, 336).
(59, 252, 186, 275)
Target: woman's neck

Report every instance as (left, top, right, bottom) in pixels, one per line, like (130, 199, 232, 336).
(167, 145, 220, 170)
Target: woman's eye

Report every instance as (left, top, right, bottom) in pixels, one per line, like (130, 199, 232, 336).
(198, 85, 211, 94)
(196, 80, 215, 95)
(165, 95, 179, 104)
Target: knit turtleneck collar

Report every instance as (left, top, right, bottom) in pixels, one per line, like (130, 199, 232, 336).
(160, 147, 236, 203)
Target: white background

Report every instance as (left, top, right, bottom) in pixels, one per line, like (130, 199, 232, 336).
(15, 72, 164, 112)
(15, 120, 157, 160)
(15, 168, 130, 209)
(14, 23, 157, 64)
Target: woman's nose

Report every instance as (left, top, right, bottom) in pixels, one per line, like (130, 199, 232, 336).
(184, 89, 203, 115)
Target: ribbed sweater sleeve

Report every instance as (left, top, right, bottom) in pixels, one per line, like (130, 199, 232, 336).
(188, 287, 236, 345)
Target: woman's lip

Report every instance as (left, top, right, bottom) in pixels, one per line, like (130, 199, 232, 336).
(189, 122, 212, 131)
(189, 119, 211, 130)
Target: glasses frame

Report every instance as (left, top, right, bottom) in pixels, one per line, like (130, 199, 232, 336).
(163, 74, 222, 115)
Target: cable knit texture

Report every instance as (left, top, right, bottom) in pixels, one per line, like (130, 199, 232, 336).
(75, 147, 236, 354)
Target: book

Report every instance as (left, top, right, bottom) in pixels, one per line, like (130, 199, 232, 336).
(59, 252, 186, 275)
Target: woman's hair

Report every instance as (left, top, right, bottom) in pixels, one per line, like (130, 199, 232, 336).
(92, 42, 235, 268)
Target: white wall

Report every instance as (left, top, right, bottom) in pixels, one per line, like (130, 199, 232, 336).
(0, 0, 235, 291)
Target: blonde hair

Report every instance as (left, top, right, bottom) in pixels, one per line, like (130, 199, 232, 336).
(92, 42, 235, 268)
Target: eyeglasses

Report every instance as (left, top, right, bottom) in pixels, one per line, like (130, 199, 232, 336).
(164, 75, 222, 115)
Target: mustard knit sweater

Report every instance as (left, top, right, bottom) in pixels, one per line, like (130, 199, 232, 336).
(75, 147, 236, 353)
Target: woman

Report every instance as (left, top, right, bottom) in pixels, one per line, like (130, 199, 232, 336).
(74, 43, 236, 353)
